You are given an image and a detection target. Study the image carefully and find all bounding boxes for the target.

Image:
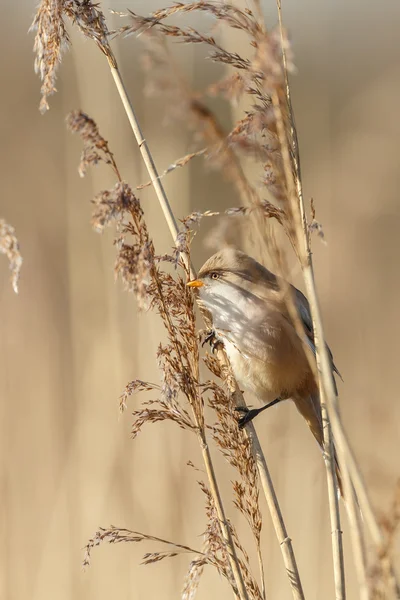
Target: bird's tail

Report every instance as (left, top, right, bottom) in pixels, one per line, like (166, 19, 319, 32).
(294, 393, 344, 498)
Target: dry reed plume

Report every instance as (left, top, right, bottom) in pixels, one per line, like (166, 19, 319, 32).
(30, 1, 400, 599)
(0, 219, 22, 294)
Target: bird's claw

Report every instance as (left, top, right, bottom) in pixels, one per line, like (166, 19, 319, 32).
(234, 397, 282, 429)
(234, 406, 260, 429)
(201, 329, 223, 354)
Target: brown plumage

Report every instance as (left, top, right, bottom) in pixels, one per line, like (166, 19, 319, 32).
(189, 248, 342, 495)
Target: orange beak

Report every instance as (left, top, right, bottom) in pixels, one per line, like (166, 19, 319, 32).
(186, 279, 204, 288)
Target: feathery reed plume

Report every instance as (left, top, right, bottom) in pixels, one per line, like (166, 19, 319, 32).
(30, 0, 70, 113)
(83, 522, 250, 597)
(30, 0, 115, 112)
(83, 527, 202, 569)
(0, 219, 22, 294)
(134, 27, 296, 257)
(66, 110, 121, 179)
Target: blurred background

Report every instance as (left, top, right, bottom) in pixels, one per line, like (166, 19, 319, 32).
(1, 0, 400, 598)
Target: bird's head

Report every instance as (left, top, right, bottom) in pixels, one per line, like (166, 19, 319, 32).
(187, 248, 277, 292)
(186, 248, 279, 323)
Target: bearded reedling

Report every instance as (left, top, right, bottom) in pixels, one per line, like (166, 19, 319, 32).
(188, 248, 343, 494)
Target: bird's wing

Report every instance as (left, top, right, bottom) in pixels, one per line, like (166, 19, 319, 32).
(293, 285, 343, 385)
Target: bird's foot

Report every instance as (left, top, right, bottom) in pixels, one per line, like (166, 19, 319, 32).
(235, 397, 282, 429)
(235, 406, 264, 429)
(200, 329, 223, 354)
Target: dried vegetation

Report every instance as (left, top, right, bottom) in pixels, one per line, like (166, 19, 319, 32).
(0, 219, 22, 294)
(29, 1, 400, 599)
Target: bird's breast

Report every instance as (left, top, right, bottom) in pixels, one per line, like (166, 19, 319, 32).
(200, 284, 313, 402)
(216, 330, 283, 403)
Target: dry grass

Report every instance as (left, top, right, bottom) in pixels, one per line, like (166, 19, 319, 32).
(29, 1, 400, 599)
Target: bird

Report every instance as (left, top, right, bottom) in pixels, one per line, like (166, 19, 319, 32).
(187, 247, 342, 493)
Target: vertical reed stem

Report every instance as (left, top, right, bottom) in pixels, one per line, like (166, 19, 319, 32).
(274, 3, 400, 595)
(272, 88, 346, 600)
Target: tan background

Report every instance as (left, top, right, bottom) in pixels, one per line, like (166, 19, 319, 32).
(1, 0, 400, 598)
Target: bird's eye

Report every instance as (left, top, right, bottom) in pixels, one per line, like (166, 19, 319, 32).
(210, 272, 219, 280)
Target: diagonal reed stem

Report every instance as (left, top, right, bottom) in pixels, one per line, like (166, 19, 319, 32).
(108, 59, 305, 600)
